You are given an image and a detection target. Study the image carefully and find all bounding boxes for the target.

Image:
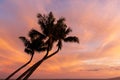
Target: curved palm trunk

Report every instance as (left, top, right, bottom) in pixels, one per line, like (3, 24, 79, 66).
(23, 47, 60, 80)
(16, 43, 50, 80)
(16, 47, 59, 80)
(5, 54, 34, 80)
(16, 58, 44, 80)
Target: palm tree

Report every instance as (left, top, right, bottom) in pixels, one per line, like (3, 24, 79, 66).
(16, 12, 55, 80)
(17, 12, 79, 80)
(5, 29, 47, 80)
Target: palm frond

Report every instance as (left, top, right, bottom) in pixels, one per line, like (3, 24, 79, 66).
(57, 40, 62, 50)
(36, 47, 47, 52)
(37, 13, 42, 18)
(48, 12, 55, 24)
(29, 29, 46, 40)
(24, 48, 33, 55)
(45, 38, 55, 51)
(64, 36, 79, 43)
(57, 17, 65, 23)
(19, 36, 30, 47)
(37, 13, 47, 33)
(65, 27, 72, 35)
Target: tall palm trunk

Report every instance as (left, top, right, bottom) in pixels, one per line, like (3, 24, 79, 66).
(23, 47, 60, 80)
(16, 42, 50, 80)
(16, 47, 59, 80)
(16, 57, 45, 80)
(5, 54, 34, 80)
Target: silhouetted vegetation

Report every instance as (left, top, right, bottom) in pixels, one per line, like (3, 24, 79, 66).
(5, 29, 47, 80)
(6, 12, 79, 80)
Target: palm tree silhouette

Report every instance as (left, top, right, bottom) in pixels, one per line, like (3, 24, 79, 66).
(16, 12, 79, 80)
(5, 29, 47, 80)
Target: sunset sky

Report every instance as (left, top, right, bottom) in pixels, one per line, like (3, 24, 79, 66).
(1, 0, 120, 79)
